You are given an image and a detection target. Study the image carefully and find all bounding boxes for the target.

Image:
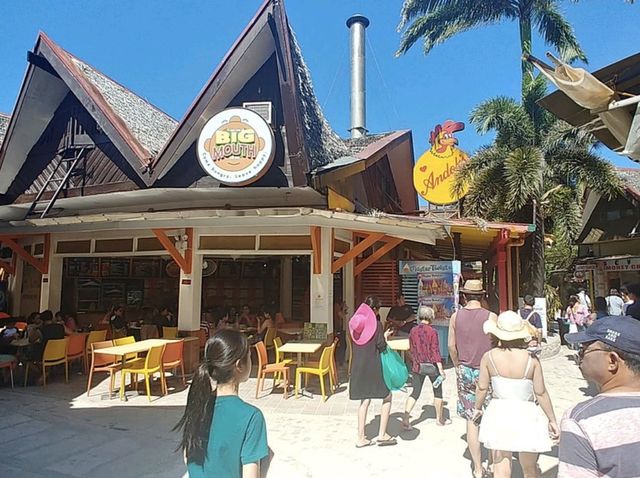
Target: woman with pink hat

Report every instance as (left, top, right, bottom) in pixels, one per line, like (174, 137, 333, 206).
(349, 296, 396, 447)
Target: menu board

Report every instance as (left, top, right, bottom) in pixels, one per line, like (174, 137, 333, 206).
(399, 261, 461, 321)
(66, 258, 99, 277)
(100, 258, 130, 277)
(132, 258, 161, 278)
(303, 323, 327, 341)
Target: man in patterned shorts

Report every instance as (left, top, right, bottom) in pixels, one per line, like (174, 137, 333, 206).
(449, 280, 497, 478)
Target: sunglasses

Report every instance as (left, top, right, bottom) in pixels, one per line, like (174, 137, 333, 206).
(578, 342, 610, 361)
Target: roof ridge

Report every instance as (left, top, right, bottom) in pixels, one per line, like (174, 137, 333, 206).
(0, 113, 10, 118)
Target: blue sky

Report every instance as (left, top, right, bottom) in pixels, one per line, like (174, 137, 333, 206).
(1, 0, 639, 174)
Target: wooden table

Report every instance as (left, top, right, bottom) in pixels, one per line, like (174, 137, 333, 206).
(278, 340, 323, 366)
(278, 341, 324, 398)
(94, 339, 177, 401)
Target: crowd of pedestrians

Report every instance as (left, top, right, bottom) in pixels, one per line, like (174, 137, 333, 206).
(178, 280, 640, 478)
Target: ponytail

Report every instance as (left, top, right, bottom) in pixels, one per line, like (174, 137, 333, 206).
(173, 362, 217, 465)
(174, 329, 249, 466)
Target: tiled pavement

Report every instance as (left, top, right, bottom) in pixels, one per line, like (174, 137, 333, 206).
(0, 347, 591, 477)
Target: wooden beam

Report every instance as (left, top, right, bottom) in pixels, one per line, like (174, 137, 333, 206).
(0, 261, 15, 275)
(152, 228, 193, 275)
(0, 236, 48, 274)
(354, 237, 404, 277)
(310, 226, 322, 274)
(332, 232, 384, 274)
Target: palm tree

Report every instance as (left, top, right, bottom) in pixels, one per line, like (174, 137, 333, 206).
(396, 0, 588, 93)
(452, 77, 621, 296)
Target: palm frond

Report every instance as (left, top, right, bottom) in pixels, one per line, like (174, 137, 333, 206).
(533, 0, 587, 64)
(544, 186, 583, 242)
(397, 0, 450, 31)
(451, 145, 505, 199)
(547, 147, 623, 199)
(396, 0, 512, 56)
(470, 97, 535, 147)
(504, 147, 544, 210)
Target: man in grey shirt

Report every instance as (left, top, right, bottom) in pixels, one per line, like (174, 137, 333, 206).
(559, 316, 640, 477)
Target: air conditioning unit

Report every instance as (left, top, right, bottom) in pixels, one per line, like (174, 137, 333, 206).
(242, 101, 273, 124)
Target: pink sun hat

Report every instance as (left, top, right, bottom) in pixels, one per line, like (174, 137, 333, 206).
(349, 303, 378, 345)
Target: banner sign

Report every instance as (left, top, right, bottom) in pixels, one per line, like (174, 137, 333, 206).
(197, 108, 275, 186)
(602, 257, 640, 272)
(399, 261, 461, 321)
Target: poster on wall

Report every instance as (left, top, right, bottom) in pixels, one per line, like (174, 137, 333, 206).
(399, 261, 461, 321)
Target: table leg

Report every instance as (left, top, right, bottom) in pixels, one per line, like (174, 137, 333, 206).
(120, 356, 128, 402)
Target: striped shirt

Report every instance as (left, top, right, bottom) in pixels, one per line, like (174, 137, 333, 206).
(558, 392, 640, 477)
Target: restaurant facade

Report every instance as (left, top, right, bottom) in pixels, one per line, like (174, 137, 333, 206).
(0, 0, 533, 339)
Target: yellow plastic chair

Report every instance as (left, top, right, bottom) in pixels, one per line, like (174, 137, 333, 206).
(120, 344, 166, 401)
(264, 327, 277, 354)
(24, 337, 69, 387)
(295, 343, 335, 401)
(85, 329, 108, 371)
(113, 336, 138, 363)
(305, 338, 339, 392)
(162, 326, 178, 339)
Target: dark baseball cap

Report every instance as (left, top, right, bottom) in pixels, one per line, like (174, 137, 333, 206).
(566, 316, 640, 355)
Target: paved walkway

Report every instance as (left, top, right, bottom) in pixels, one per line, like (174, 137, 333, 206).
(0, 347, 591, 477)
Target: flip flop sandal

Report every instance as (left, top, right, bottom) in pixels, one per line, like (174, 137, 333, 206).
(401, 422, 414, 431)
(377, 437, 397, 447)
(355, 440, 375, 448)
(436, 419, 452, 426)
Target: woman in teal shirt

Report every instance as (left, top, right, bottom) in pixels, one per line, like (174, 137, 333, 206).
(175, 329, 270, 477)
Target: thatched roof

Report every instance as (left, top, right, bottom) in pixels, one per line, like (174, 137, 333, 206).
(67, 56, 177, 157)
(288, 30, 349, 170)
(0, 113, 9, 147)
(617, 168, 640, 201)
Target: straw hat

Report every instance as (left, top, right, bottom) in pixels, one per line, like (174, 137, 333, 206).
(483, 310, 534, 341)
(349, 303, 378, 346)
(460, 279, 485, 294)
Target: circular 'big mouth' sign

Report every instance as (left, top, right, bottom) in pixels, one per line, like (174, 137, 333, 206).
(197, 108, 275, 186)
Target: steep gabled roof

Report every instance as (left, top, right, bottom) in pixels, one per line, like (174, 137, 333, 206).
(0, 32, 176, 193)
(151, 0, 348, 185)
(66, 55, 177, 157)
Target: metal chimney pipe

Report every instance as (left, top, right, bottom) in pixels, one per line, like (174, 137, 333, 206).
(347, 14, 369, 139)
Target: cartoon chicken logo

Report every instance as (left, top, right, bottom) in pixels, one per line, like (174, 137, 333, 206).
(413, 120, 469, 205)
(197, 108, 275, 186)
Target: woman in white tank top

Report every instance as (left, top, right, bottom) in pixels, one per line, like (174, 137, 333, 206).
(472, 311, 559, 478)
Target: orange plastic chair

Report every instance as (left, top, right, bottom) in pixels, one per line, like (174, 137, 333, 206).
(197, 329, 208, 353)
(162, 326, 178, 339)
(85, 330, 108, 371)
(14, 322, 27, 332)
(254, 341, 289, 399)
(66, 334, 87, 373)
(86, 340, 120, 397)
(24, 337, 69, 387)
(113, 336, 138, 363)
(162, 339, 185, 389)
(295, 343, 335, 401)
(273, 337, 293, 384)
(120, 344, 166, 401)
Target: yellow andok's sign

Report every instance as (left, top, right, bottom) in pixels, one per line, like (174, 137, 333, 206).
(413, 120, 469, 205)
